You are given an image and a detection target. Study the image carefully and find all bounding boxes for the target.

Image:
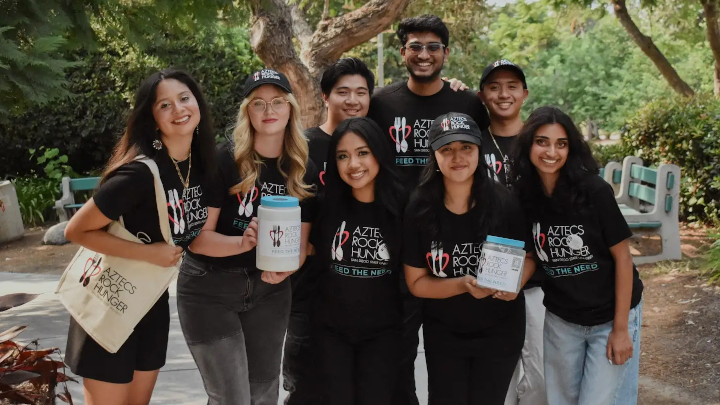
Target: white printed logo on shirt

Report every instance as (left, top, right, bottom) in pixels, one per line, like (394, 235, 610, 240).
(331, 221, 391, 278)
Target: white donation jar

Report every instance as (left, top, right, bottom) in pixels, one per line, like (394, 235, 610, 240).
(256, 196, 302, 272)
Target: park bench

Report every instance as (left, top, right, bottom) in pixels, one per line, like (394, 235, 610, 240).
(600, 162, 622, 195)
(54, 176, 100, 222)
(605, 156, 681, 265)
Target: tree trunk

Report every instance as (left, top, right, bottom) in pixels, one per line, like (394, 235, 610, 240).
(611, 0, 695, 97)
(702, 0, 720, 97)
(249, 0, 411, 127)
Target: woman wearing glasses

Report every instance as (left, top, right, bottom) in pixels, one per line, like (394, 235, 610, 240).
(177, 69, 317, 405)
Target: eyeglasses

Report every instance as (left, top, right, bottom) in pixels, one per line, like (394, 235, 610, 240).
(404, 42, 446, 54)
(249, 97, 289, 114)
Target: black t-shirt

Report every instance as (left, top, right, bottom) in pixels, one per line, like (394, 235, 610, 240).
(531, 175, 644, 326)
(481, 130, 515, 188)
(306, 126, 331, 193)
(94, 153, 207, 249)
(188, 142, 318, 269)
(368, 81, 490, 184)
(402, 193, 527, 356)
(315, 199, 402, 336)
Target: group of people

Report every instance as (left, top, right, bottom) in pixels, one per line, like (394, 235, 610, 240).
(63, 13, 644, 405)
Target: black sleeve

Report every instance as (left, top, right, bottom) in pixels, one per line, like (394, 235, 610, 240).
(494, 195, 532, 253)
(300, 160, 319, 223)
(402, 204, 427, 269)
(466, 92, 490, 130)
(93, 162, 153, 221)
(594, 182, 633, 248)
(205, 145, 235, 208)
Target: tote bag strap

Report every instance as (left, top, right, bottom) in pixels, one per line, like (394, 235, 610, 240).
(135, 155, 174, 246)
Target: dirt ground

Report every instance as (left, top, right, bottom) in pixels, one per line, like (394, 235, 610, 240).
(1, 224, 720, 404)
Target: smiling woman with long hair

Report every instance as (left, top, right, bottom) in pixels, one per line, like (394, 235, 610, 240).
(312, 117, 406, 405)
(63, 68, 215, 405)
(402, 112, 535, 405)
(177, 68, 317, 405)
(511, 106, 644, 405)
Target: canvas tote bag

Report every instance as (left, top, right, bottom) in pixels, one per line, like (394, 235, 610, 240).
(55, 157, 178, 353)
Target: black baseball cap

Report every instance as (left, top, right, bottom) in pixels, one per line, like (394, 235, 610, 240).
(428, 112, 482, 151)
(480, 59, 527, 90)
(242, 68, 293, 99)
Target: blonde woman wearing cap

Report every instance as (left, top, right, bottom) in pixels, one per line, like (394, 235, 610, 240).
(402, 112, 535, 405)
(177, 68, 317, 405)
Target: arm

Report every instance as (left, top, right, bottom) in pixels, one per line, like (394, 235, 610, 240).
(607, 239, 635, 365)
(188, 208, 255, 257)
(404, 265, 494, 300)
(64, 198, 182, 268)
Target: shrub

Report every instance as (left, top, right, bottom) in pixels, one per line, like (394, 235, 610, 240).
(13, 177, 59, 227)
(0, 25, 262, 177)
(623, 94, 720, 224)
(591, 142, 630, 167)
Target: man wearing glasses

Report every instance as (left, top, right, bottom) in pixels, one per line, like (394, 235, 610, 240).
(367, 14, 490, 405)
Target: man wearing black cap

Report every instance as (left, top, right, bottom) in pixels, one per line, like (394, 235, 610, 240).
(367, 14, 490, 405)
(478, 60, 547, 405)
(478, 59, 528, 187)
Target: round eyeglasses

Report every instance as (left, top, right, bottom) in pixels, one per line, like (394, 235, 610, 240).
(249, 97, 289, 114)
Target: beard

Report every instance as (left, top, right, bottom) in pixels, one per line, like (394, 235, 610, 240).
(406, 59, 444, 83)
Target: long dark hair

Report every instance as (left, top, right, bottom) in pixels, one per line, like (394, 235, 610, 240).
(322, 117, 408, 262)
(510, 106, 599, 215)
(413, 139, 510, 244)
(102, 68, 215, 183)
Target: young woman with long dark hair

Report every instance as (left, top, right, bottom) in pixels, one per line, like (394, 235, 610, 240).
(177, 68, 317, 405)
(402, 112, 535, 405)
(64, 68, 216, 405)
(511, 106, 643, 405)
(312, 117, 406, 405)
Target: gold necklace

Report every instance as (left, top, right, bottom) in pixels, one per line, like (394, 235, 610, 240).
(170, 151, 192, 189)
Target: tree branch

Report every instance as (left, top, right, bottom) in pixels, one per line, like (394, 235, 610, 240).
(249, 0, 324, 126)
(287, 1, 312, 46)
(322, 0, 330, 20)
(301, 0, 412, 76)
(611, 0, 694, 97)
(702, 0, 720, 96)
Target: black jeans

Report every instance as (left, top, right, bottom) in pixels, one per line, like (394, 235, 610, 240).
(177, 255, 291, 405)
(393, 291, 423, 405)
(426, 350, 520, 405)
(318, 325, 401, 405)
(282, 310, 320, 405)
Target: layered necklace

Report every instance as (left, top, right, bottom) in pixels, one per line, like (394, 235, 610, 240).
(170, 150, 192, 190)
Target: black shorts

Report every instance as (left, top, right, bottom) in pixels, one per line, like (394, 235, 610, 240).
(65, 291, 170, 384)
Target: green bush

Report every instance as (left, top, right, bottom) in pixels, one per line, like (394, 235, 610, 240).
(591, 142, 631, 167)
(624, 93, 720, 224)
(12, 177, 59, 227)
(0, 25, 262, 177)
(702, 230, 720, 283)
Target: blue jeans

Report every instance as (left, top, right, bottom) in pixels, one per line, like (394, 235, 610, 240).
(177, 255, 291, 405)
(614, 300, 643, 405)
(544, 300, 643, 405)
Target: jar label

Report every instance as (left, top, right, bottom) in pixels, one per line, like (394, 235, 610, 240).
(476, 248, 524, 293)
(258, 219, 302, 258)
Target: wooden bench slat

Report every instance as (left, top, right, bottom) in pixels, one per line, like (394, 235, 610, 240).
(666, 172, 675, 190)
(65, 204, 84, 209)
(627, 221, 662, 229)
(69, 177, 100, 192)
(628, 183, 656, 204)
(619, 205, 641, 216)
(612, 169, 622, 184)
(630, 165, 658, 185)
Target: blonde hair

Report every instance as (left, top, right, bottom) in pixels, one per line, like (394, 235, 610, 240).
(229, 90, 313, 200)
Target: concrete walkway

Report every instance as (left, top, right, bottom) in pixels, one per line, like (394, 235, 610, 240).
(0, 271, 430, 404)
